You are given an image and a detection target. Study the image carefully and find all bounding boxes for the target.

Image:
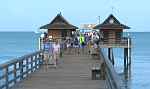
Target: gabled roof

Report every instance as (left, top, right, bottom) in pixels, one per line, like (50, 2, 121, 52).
(40, 13, 78, 29)
(93, 14, 130, 29)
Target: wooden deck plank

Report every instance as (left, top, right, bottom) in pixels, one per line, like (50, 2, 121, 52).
(11, 51, 108, 89)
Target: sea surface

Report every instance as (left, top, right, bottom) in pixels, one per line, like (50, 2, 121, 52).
(112, 32, 150, 89)
(0, 32, 40, 64)
(0, 32, 149, 89)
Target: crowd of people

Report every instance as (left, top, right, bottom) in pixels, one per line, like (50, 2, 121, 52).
(64, 31, 100, 54)
(41, 31, 101, 70)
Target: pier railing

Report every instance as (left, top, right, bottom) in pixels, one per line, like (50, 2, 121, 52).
(0, 50, 44, 89)
(99, 37, 131, 48)
(100, 49, 121, 89)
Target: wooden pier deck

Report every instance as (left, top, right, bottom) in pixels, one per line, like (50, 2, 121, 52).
(11, 51, 108, 89)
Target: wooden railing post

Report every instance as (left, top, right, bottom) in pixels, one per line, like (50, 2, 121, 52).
(4, 66, 8, 89)
(38, 54, 40, 68)
(19, 60, 23, 80)
(14, 63, 17, 83)
(31, 56, 34, 73)
(26, 58, 29, 76)
(38, 53, 43, 68)
(39, 53, 44, 65)
(100, 62, 106, 80)
(35, 55, 38, 70)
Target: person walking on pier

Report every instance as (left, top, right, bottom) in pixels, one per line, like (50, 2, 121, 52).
(79, 34, 85, 54)
(43, 38, 51, 71)
(66, 39, 71, 54)
(53, 40, 60, 68)
(48, 38, 54, 65)
(74, 37, 79, 54)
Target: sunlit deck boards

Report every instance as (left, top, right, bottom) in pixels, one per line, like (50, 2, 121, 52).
(11, 52, 107, 89)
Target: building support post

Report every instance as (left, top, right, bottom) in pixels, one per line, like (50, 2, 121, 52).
(124, 48, 129, 79)
(108, 48, 111, 61)
(108, 48, 114, 65)
(128, 48, 131, 68)
(111, 48, 115, 65)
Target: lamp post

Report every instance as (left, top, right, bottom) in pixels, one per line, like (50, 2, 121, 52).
(127, 33, 130, 64)
(98, 16, 100, 24)
(127, 33, 132, 79)
(39, 33, 45, 50)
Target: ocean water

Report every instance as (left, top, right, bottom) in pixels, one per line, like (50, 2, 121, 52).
(129, 32, 150, 89)
(112, 32, 150, 89)
(0, 32, 40, 64)
(0, 32, 149, 89)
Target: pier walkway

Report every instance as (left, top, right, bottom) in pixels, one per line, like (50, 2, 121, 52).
(11, 50, 107, 89)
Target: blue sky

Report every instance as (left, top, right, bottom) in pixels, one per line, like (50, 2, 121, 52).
(0, 0, 150, 32)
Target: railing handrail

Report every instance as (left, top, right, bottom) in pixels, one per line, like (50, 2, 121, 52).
(99, 37, 132, 48)
(0, 50, 43, 68)
(101, 37, 131, 41)
(100, 49, 121, 89)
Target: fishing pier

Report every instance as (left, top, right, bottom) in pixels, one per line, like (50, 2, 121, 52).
(0, 14, 131, 89)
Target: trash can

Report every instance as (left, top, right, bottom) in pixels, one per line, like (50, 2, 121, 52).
(91, 64, 101, 80)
